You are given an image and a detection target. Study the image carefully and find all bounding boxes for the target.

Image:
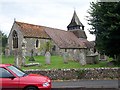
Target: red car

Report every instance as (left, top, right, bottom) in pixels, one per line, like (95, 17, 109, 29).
(0, 64, 51, 90)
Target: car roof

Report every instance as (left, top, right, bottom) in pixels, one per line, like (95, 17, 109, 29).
(0, 64, 12, 67)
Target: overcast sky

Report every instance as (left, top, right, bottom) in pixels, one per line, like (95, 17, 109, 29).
(0, 0, 96, 41)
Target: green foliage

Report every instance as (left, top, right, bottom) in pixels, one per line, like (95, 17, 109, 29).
(39, 40, 53, 52)
(45, 41, 53, 51)
(28, 56, 35, 61)
(76, 69, 86, 79)
(0, 31, 8, 54)
(94, 56, 99, 64)
(28, 49, 35, 61)
(87, 2, 120, 64)
(0, 31, 2, 54)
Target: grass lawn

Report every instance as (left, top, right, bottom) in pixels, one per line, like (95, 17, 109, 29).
(1, 55, 115, 70)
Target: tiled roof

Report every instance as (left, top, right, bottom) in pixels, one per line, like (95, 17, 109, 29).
(72, 30, 87, 39)
(15, 21, 49, 38)
(79, 38, 94, 49)
(44, 28, 86, 49)
(15, 21, 91, 49)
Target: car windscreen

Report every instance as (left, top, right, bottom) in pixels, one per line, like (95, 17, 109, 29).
(7, 65, 27, 77)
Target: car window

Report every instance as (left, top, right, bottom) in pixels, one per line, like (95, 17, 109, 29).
(7, 66, 27, 77)
(0, 67, 14, 78)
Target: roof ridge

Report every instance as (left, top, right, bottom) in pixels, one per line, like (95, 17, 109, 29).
(15, 21, 42, 27)
(15, 21, 67, 32)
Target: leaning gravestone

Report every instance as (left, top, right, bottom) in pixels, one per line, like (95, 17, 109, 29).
(45, 51, 51, 64)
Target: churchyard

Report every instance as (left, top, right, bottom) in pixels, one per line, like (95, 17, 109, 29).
(2, 55, 115, 70)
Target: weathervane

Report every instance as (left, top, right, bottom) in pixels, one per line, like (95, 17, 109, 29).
(14, 18, 16, 21)
(73, 7, 76, 11)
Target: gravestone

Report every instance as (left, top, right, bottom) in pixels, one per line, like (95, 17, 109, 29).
(14, 49, 22, 68)
(21, 42, 26, 66)
(68, 51, 74, 61)
(79, 49, 86, 65)
(5, 47, 10, 57)
(74, 50, 79, 62)
(22, 47, 26, 66)
(29, 49, 35, 61)
(15, 55, 19, 67)
(45, 51, 51, 64)
(63, 51, 68, 64)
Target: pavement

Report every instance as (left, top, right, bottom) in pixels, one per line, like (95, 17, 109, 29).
(52, 80, 119, 89)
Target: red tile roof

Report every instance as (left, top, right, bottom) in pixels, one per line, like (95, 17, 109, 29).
(16, 21, 49, 38)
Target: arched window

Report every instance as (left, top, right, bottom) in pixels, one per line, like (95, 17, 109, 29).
(52, 45, 56, 51)
(12, 30, 18, 48)
(36, 39, 39, 48)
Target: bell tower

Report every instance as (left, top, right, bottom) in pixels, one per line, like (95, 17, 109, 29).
(67, 10, 87, 39)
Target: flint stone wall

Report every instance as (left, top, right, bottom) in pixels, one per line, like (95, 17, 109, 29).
(25, 68, 119, 80)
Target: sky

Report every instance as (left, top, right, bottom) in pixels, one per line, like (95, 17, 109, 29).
(0, 0, 96, 41)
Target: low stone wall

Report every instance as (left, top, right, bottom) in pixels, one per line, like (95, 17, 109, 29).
(25, 68, 119, 80)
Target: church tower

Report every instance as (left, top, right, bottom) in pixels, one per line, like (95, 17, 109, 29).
(67, 10, 87, 39)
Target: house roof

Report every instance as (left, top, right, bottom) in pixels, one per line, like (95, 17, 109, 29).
(15, 21, 49, 39)
(15, 21, 92, 49)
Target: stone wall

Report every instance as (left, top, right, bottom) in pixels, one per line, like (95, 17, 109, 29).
(25, 68, 119, 80)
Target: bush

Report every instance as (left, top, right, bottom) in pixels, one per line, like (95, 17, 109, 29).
(76, 69, 86, 79)
(28, 56, 35, 61)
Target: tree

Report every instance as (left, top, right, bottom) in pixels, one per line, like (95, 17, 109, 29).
(0, 30, 8, 54)
(0, 31, 2, 55)
(87, 1, 120, 64)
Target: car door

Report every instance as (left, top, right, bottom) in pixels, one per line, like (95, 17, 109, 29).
(0, 67, 19, 90)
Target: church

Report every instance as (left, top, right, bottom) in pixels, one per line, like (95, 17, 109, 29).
(7, 11, 94, 65)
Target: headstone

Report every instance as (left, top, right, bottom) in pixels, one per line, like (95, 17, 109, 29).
(14, 50, 22, 68)
(79, 49, 86, 65)
(68, 50, 74, 61)
(22, 56, 25, 66)
(73, 50, 79, 62)
(45, 51, 51, 64)
(14, 49, 18, 66)
(63, 51, 68, 64)
(5, 48, 10, 57)
(29, 49, 35, 61)
(22, 46, 26, 66)
(15, 55, 19, 67)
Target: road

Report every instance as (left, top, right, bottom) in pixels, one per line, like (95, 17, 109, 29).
(52, 80, 119, 88)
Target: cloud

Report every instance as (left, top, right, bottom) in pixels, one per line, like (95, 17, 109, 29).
(0, 0, 95, 41)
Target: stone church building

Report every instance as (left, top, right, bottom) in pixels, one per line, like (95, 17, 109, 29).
(7, 11, 94, 65)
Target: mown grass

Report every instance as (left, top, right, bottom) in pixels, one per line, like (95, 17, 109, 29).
(1, 55, 115, 70)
